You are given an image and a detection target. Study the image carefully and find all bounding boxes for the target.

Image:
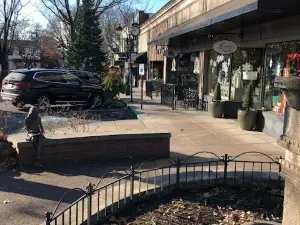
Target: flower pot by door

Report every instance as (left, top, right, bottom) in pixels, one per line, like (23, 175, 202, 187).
(238, 109, 257, 131)
(210, 101, 224, 118)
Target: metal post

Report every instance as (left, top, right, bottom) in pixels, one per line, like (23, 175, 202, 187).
(176, 158, 181, 189)
(130, 166, 135, 201)
(224, 154, 228, 184)
(141, 73, 144, 110)
(86, 183, 93, 225)
(172, 85, 176, 110)
(45, 212, 52, 225)
(129, 36, 133, 103)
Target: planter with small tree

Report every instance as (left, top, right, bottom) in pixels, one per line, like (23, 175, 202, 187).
(238, 82, 257, 131)
(210, 82, 224, 118)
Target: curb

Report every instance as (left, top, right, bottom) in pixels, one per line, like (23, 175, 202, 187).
(243, 221, 281, 225)
(128, 106, 143, 120)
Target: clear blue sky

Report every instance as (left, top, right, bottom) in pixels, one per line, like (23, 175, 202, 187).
(25, 0, 170, 28)
(145, 0, 170, 13)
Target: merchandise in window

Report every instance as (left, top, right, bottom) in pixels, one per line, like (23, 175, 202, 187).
(208, 51, 231, 100)
(264, 41, 300, 114)
(231, 49, 263, 105)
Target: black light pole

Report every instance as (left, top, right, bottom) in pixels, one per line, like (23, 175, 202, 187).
(128, 37, 133, 102)
(116, 23, 140, 102)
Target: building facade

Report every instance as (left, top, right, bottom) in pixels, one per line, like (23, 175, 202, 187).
(139, 0, 300, 139)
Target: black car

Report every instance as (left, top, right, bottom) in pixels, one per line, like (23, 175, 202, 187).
(1, 68, 105, 108)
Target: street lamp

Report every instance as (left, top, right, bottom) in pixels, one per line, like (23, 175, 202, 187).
(116, 23, 140, 102)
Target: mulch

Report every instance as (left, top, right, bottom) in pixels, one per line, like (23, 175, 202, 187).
(106, 187, 283, 225)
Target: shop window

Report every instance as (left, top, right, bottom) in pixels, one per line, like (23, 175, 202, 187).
(264, 41, 300, 114)
(207, 51, 231, 100)
(231, 49, 263, 105)
(208, 49, 263, 104)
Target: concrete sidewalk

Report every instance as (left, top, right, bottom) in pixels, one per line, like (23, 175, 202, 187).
(119, 88, 285, 160)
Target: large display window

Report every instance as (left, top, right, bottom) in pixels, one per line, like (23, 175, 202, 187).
(208, 49, 263, 103)
(207, 51, 231, 100)
(264, 41, 300, 114)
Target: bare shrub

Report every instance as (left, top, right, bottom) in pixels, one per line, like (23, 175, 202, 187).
(40, 106, 102, 135)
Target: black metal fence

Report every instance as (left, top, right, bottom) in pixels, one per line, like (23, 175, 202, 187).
(161, 83, 208, 111)
(43, 152, 283, 225)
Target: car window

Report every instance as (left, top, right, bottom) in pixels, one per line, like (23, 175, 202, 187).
(4, 72, 28, 81)
(35, 72, 66, 83)
(63, 73, 80, 85)
(74, 71, 90, 81)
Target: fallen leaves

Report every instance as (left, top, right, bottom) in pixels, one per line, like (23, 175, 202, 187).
(111, 187, 283, 225)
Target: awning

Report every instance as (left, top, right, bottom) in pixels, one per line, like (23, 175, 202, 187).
(149, 0, 300, 44)
(133, 52, 147, 63)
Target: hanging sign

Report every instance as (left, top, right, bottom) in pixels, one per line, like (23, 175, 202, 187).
(139, 64, 145, 75)
(213, 40, 238, 55)
(164, 49, 178, 58)
(171, 58, 176, 72)
(193, 57, 200, 74)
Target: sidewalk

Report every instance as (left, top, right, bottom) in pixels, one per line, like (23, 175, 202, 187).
(119, 88, 285, 160)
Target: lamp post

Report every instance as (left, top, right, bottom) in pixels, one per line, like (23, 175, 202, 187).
(116, 23, 140, 102)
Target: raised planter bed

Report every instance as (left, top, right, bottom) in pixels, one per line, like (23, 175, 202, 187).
(9, 131, 171, 166)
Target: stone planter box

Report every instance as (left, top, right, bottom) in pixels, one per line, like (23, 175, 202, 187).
(8, 131, 171, 166)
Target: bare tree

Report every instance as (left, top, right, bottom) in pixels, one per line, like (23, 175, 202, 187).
(101, 0, 151, 58)
(0, 0, 28, 78)
(38, 0, 127, 43)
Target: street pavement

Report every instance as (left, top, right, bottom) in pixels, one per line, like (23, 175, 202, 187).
(0, 88, 286, 225)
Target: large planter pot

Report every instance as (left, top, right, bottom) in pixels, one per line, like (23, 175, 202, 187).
(238, 108, 257, 131)
(274, 76, 300, 110)
(210, 101, 224, 118)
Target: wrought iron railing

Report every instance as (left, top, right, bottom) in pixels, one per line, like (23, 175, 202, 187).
(161, 83, 208, 111)
(161, 83, 176, 109)
(43, 152, 283, 225)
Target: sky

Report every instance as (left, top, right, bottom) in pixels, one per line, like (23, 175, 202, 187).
(23, 0, 170, 28)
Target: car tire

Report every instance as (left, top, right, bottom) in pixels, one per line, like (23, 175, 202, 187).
(37, 95, 51, 108)
(12, 102, 25, 108)
(90, 94, 103, 109)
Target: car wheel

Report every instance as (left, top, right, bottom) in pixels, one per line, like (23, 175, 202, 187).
(91, 95, 103, 108)
(12, 102, 25, 108)
(37, 95, 51, 108)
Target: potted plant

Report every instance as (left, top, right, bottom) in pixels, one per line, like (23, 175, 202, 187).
(238, 82, 257, 131)
(274, 58, 300, 110)
(210, 82, 224, 118)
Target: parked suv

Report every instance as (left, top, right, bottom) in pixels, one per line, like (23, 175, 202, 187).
(1, 68, 105, 108)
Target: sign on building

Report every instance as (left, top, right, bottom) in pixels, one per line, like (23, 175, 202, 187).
(164, 49, 178, 58)
(213, 40, 238, 55)
(139, 64, 145, 75)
